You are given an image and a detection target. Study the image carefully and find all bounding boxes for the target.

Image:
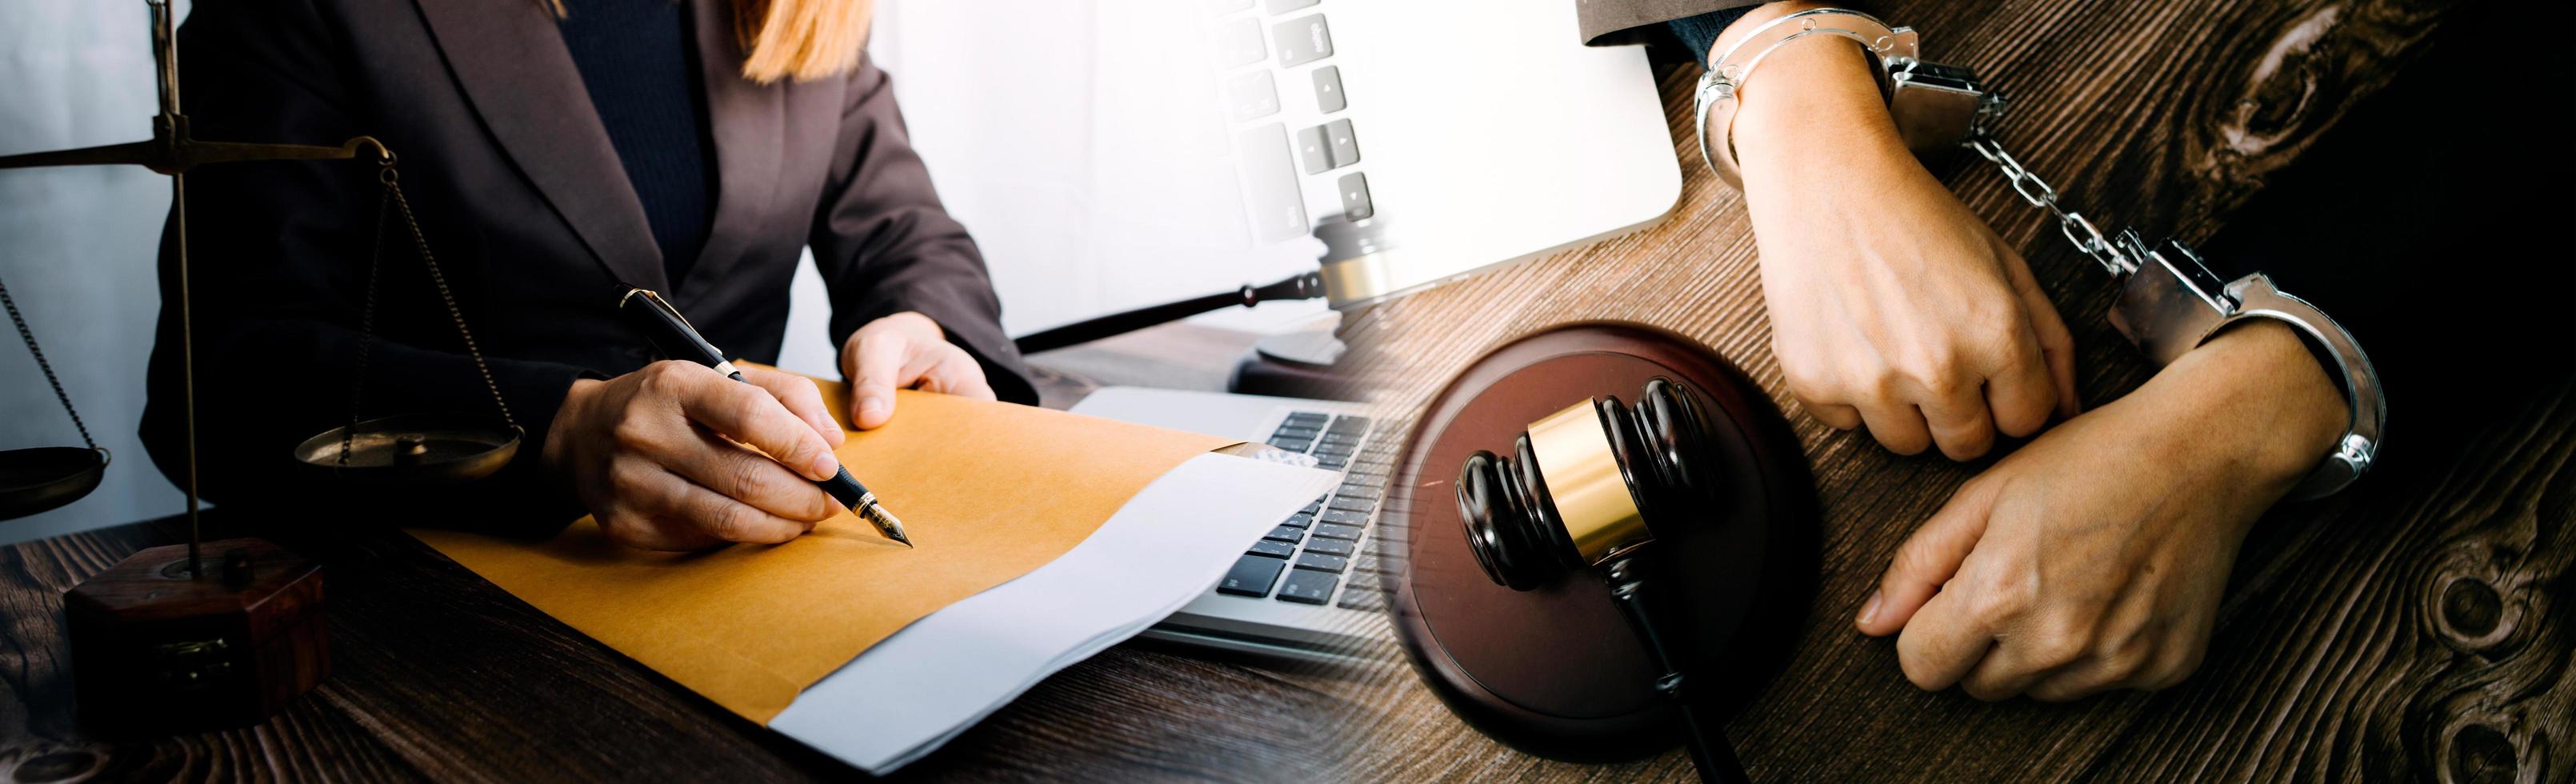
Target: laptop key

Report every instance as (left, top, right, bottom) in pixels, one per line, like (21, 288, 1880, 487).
(1319, 510, 1369, 526)
(1327, 495, 1374, 514)
(1335, 587, 1384, 611)
(1337, 172, 1374, 220)
(1248, 539, 1298, 558)
(1268, 436, 1314, 452)
(1346, 569, 1382, 592)
(1226, 70, 1280, 122)
(1310, 65, 1346, 113)
(1272, 15, 1334, 67)
(1296, 126, 1333, 175)
(1294, 552, 1349, 574)
(1270, 425, 1321, 441)
(1217, 554, 1286, 597)
(1217, 18, 1266, 67)
(1285, 411, 1330, 426)
(1282, 513, 1314, 529)
(1322, 119, 1361, 167)
(1330, 415, 1374, 432)
(1276, 569, 1338, 605)
(1305, 537, 1355, 557)
(1312, 522, 1364, 541)
(1264, 525, 1307, 543)
(1237, 124, 1308, 243)
(1337, 483, 1382, 501)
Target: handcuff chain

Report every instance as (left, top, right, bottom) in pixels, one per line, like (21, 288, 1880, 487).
(1964, 99, 2137, 278)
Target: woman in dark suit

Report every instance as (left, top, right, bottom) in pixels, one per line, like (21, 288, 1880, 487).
(143, 0, 1024, 550)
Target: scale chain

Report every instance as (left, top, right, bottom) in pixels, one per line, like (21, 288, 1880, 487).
(1965, 94, 2138, 278)
(338, 191, 394, 467)
(0, 275, 100, 452)
(382, 165, 518, 432)
(338, 158, 521, 467)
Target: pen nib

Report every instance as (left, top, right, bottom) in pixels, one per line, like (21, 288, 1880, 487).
(858, 502, 912, 549)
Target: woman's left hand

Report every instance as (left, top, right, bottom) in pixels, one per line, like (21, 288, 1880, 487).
(838, 311, 996, 429)
(1854, 322, 2347, 701)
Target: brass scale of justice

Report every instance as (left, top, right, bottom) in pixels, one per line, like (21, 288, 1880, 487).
(0, 0, 522, 732)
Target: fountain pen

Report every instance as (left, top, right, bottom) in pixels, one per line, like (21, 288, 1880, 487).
(618, 288, 911, 548)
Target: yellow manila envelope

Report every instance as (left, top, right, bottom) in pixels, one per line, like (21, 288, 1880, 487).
(412, 378, 1231, 723)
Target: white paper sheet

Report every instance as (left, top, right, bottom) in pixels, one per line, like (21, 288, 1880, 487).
(770, 453, 1338, 773)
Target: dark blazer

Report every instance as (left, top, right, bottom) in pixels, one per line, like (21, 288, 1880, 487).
(142, 0, 1035, 530)
(1577, 0, 1764, 46)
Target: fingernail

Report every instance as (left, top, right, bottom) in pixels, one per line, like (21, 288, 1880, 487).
(1856, 590, 1882, 627)
(859, 396, 890, 421)
(809, 453, 840, 481)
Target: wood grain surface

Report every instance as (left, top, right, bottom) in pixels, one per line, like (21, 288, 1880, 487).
(1315, 0, 2569, 782)
(2, 0, 2558, 782)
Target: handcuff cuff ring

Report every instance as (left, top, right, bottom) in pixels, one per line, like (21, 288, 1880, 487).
(1692, 6, 2386, 499)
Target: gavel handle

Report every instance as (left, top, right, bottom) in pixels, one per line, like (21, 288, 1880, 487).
(1603, 554, 1754, 784)
(1011, 271, 1324, 355)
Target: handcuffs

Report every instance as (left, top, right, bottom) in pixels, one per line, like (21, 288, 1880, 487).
(1694, 8, 2386, 500)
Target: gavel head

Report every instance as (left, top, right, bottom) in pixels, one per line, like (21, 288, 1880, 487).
(1458, 378, 1722, 591)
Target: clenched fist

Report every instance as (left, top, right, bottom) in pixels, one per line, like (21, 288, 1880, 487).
(1721, 2, 2080, 459)
(1856, 322, 2346, 700)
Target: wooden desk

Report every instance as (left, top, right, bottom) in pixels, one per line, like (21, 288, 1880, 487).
(2, 0, 2562, 781)
(1319, 0, 2572, 782)
(0, 322, 1364, 782)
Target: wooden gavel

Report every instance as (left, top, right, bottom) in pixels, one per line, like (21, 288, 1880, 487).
(1456, 378, 1754, 784)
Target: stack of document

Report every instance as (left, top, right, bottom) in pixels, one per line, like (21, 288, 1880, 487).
(414, 383, 1335, 774)
(774, 451, 1333, 771)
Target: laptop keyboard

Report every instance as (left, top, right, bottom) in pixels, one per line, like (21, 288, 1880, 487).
(1213, 410, 1394, 611)
(1214, 0, 1372, 244)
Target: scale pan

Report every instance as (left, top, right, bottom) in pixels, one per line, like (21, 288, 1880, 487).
(293, 414, 520, 486)
(0, 446, 110, 522)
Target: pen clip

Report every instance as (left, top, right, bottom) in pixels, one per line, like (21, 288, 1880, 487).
(619, 287, 694, 330)
(618, 288, 734, 371)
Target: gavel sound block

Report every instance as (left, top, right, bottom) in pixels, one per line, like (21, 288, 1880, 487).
(63, 538, 327, 736)
(1386, 322, 1817, 762)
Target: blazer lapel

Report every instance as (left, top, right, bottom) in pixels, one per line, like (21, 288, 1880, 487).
(415, 0, 668, 293)
(674, 0, 785, 308)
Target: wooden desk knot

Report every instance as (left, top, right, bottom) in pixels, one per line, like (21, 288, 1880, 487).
(1, 745, 104, 784)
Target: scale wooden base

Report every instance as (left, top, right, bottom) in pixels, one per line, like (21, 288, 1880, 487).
(62, 538, 327, 736)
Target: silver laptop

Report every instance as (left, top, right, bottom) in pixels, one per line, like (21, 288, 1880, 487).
(868, 0, 1678, 658)
(1071, 387, 1394, 658)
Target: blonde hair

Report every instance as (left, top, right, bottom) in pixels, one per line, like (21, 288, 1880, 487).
(545, 0, 874, 84)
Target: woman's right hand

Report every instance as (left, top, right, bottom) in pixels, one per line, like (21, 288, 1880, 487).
(542, 362, 850, 550)
(1720, 3, 2080, 460)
